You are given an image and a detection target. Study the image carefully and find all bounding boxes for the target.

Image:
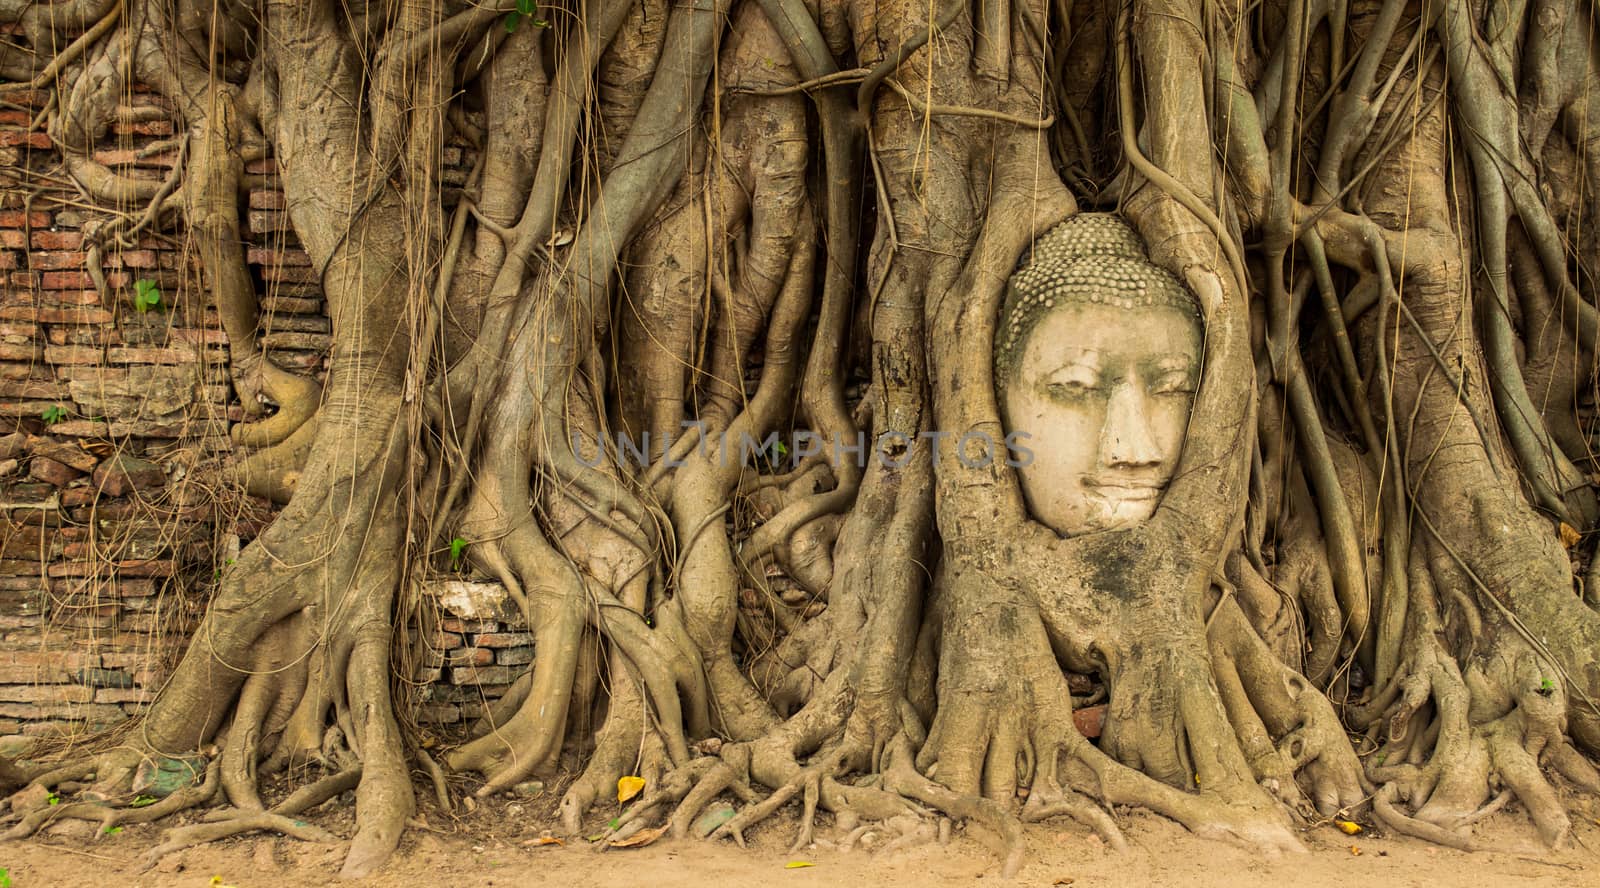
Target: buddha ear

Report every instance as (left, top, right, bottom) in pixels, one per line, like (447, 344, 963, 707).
(1182, 268, 1225, 323)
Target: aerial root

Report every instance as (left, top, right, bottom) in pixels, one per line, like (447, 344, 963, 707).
(1371, 783, 1482, 851)
(602, 757, 721, 841)
(140, 811, 340, 871)
(839, 814, 935, 853)
(883, 741, 1026, 878)
(131, 756, 352, 871)
(3, 754, 221, 841)
(1022, 778, 1128, 851)
(199, 765, 361, 822)
(708, 765, 823, 849)
(663, 754, 760, 842)
(2, 800, 116, 840)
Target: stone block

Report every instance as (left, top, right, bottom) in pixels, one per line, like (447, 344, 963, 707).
(92, 455, 165, 496)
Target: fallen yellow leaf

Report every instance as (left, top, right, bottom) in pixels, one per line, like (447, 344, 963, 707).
(785, 861, 816, 869)
(211, 878, 237, 888)
(1560, 523, 1581, 549)
(609, 824, 669, 848)
(617, 774, 646, 803)
(1335, 820, 1362, 835)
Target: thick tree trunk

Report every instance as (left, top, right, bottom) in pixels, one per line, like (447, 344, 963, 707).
(5, 0, 1599, 877)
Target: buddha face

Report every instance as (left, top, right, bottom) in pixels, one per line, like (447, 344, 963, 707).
(1001, 301, 1202, 536)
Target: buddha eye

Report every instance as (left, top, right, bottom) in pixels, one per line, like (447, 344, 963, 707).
(1150, 371, 1196, 396)
(1044, 380, 1099, 401)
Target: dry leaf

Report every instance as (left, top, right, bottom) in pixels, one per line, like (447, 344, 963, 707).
(526, 832, 564, 847)
(1053, 879, 1076, 886)
(1560, 523, 1581, 549)
(1348, 845, 1362, 856)
(609, 824, 668, 848)
(617, 775, 646, 803)
(1335, 820, 1362, 835)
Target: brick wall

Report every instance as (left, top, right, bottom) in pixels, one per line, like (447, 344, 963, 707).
(0, 80, 516, 742)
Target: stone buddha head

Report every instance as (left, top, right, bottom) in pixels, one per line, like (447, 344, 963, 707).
(995, 214, 1203, 536)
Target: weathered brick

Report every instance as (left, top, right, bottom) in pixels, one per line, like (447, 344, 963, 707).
(106, 249, 158, 269)
(103, 650, 174, 670)
(0, 131, 50, 149)
(471, 632, 533, 648)
(260, 265, 319, 284)
(28, 456, 82, 486)
(45, 326, 115, 347)
(0, 702, 126, 722)
(25, 438, 99, 472)
(45, 561, 102, 579)
(92, 455, 165, 496)
(448, 664, 514, 685)
(444, 646, 493, 666)
(74, 667, 135, 689)
(0, 684, 95, 703)
(0, 305, 113, 324)
(246, 192, 287, 211)
(25, 250, 87, 269)
(1073, 704, 1106, 739)
(116, 559, 176, 578)
(0, 378, 66, 400)
(247, 211, 289, 233)
(8, 287, 100, 306)
(39, 271, 94, 289)
(0, 344, 41, 361)
(0, 646, 96, 681)
(439, 618, 499, 634)
(43, 345, 101, 365)
(94, 687, 151, 704)
(261, 314, 330, 333)
(260, 296, 322, 314)
(29, 231, 82, 249)
(112, 119, 174, 137)
(496, 646, 534, 666)
(0, 211, 49, 228)
(418, 703, 460, 724)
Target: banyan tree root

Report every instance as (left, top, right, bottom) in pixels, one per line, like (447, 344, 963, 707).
(4, 0, 1600, 879)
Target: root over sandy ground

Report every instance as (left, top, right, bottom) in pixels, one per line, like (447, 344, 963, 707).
(1, 789, 1596, 888)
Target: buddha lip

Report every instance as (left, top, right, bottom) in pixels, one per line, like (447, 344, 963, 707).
(1086, 480, 1162, 496)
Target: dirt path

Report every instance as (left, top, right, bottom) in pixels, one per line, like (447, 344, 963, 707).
(2, 801, 1596, 887)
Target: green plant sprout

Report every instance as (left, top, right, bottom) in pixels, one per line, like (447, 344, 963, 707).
(504, 0, 550, 32)
(40, 404, 67, 425)
(133, 278, 163, 312)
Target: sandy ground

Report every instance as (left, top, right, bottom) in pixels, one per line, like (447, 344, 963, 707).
(0, 795, 1595, 887)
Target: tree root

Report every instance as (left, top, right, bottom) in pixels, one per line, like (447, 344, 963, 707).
(140, 811, 340, 872)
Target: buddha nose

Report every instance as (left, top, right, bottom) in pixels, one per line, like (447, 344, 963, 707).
(1100, 383, 1164, 469)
